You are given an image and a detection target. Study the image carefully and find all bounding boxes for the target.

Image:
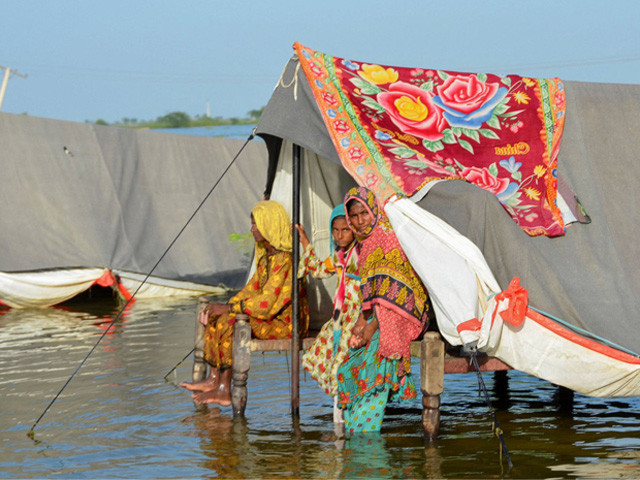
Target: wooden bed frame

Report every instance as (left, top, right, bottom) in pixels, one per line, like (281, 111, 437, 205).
(191, 296, 511, 439)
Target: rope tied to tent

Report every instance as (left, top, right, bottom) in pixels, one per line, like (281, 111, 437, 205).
(493, 424, 508, 476)
(467, 346, 514, 473)
(277, 60, 300, 101)
(28, 128, 257, 440)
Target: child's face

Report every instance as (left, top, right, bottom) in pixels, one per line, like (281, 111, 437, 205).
(347, 201, 372, 234)
(332, 217, 354, 249)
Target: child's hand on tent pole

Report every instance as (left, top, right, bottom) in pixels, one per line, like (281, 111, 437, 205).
(295, 224, 310, 249)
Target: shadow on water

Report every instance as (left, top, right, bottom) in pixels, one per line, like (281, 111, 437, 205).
(1, 296, 639, 479)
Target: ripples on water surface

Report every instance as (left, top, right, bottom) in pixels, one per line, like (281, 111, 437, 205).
(1, 296, 639, 479)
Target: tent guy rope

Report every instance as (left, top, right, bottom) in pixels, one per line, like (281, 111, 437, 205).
(27, 128, 257, 440)
(164, 347, 197, 380)
(469, 348, 514, 473)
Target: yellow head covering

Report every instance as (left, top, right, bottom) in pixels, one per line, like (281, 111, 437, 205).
(251, 201, 292, 262)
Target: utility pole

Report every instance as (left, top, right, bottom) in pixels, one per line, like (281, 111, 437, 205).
(0, 65, 28, 111)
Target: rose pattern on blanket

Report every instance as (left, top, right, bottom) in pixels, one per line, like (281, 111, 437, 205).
(294, 42, 567, 237)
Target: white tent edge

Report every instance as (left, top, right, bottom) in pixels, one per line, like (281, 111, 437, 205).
(0, 268, 230, 309)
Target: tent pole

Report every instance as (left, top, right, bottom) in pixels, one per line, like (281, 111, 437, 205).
(291, 143, 301, 417)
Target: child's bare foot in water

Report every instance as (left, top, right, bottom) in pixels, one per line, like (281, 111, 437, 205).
(192, 368, 232, 406)
(180, 378, 216, 392)
(180, 369, 220, 392)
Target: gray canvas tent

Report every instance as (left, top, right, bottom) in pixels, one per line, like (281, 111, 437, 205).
(255, 46, 640, 397)
(0, 112, 267, 307)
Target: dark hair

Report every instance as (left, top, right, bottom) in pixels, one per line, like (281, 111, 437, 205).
(346, 198, 361, 212)
(331, 215, 346, 228)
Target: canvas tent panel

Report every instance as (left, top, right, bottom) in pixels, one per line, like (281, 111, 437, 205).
(90, 125, 266, 285)
(475, 286, 640, 397)
(559, 81, 640, 296)
(257, 57, 342, 168)
(0, 114, 123, 270)
(0, 268, 231, 309)
(0, 112, 267, 306)
(0, 269, 112, 308)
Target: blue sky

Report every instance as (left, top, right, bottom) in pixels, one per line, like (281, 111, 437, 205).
(2, 0, 638, 124)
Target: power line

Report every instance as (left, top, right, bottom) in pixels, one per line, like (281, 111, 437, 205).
(2, 62, 273, 85)
(468, 54, 640, 76)
(7, 52, 640, 87)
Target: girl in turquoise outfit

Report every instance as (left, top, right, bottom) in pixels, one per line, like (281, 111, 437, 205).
(296, 205, 361, 426)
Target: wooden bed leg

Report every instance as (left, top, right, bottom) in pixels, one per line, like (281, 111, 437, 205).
(232, 313, 251, 417)
(421, 332, 445, 441)
(192, 296, 209, 382)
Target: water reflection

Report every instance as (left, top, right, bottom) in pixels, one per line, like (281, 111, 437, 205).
(340, 434, 395, 478)
(550, 453, 640, 479)
(187, 409, 415, 479)
(492, 370, 510, 410)
(185, 408, 248, 478)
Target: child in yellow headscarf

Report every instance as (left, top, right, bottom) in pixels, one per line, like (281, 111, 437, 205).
(181, 200, 309, 406)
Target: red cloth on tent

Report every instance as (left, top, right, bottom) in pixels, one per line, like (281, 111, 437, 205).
(94, 270, 134, 302)
(294, 42, 567, 237)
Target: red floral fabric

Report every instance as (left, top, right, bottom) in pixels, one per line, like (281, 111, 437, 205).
(294, 42, 567, 237)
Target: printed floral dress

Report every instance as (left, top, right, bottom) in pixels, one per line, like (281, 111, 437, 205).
(337, 329, 417, 434)
(298, 243, 360, 396)
(204, 250, 308, 369)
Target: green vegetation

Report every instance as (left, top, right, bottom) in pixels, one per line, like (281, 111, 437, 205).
(229, 232, 254, 269)
(229, 232, 253, 254)
(89, 106, 265, 129)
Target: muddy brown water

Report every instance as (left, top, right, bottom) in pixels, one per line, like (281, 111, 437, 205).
(1, 295, 639, 479)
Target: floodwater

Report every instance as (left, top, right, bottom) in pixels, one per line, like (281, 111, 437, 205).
(1, 295, 639, 479)
(154, 124, 259, 140)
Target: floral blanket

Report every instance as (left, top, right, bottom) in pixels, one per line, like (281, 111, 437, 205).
(294, 42, 567, 237)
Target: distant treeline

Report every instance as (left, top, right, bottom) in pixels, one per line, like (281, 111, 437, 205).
(90, 107, 265, 129)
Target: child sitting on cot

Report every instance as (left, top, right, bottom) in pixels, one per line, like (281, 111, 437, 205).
(181, 200, 309, 406)
(296, 204, 361, 428)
